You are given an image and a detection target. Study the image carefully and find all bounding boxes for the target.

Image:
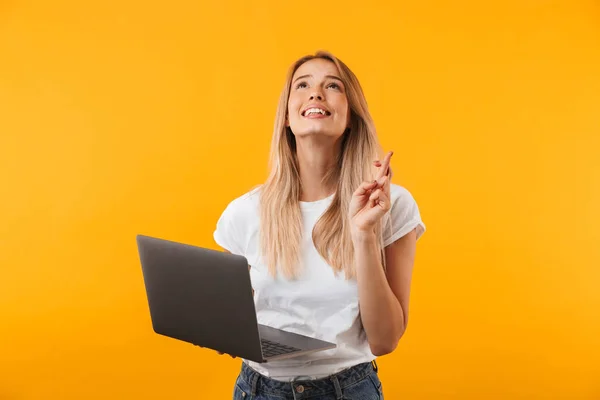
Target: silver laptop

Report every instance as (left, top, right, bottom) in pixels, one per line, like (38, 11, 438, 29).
(136, 234, 336, 363)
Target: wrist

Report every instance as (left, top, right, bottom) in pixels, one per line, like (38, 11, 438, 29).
(351, 228, 377, 244)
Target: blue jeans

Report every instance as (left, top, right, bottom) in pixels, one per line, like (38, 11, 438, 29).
(232, 360, 384, 400)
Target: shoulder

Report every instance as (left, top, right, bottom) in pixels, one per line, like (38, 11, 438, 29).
(218, 184, 262, 224)
(225, 185, 262, 210)
(389, 183, 418, 206)
(383, 183, 426, 245)
(213, 185, 262, 254)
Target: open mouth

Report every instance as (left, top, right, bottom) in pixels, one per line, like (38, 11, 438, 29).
(302, 107, 331, 117)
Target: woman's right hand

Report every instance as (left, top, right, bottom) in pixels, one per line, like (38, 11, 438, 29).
(195, 345, 237, 358)
(216, 350, 237, 358)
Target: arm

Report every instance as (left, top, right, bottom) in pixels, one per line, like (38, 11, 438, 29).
(353, 228, 417, 356)
(348, 151, 419, 356)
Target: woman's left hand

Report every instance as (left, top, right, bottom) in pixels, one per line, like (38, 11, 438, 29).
(349, 151, 394, 235)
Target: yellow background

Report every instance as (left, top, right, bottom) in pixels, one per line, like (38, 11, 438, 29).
(1, 0, 599, 398)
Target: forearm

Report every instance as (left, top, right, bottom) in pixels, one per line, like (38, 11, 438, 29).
(353, 231, 405, 355)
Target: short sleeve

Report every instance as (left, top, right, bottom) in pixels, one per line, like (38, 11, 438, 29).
(213, 200, 245, 256)
(382, 184, 426, 247)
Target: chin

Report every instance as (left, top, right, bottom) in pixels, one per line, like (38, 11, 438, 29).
(292, 127, 345, 139)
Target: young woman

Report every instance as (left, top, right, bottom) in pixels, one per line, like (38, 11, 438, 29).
(213, 50, 426, 399)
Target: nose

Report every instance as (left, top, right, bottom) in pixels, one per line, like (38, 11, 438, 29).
(309, 90, 323, 101)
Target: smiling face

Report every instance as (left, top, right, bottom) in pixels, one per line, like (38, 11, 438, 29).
(286, 58, 350, 140)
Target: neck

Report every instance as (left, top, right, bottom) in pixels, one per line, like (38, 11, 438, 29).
(295, 136, 342, 202)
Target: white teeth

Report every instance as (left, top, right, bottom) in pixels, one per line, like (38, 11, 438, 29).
(304, 108, 327, 116)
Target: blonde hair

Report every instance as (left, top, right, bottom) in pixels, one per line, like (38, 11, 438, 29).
(259, 50, 387, 280)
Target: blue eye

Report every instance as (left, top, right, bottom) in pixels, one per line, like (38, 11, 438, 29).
(295, 81, 308, 89)
(327, 82, 341, 90)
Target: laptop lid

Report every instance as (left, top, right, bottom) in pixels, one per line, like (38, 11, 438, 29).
(136, 234, 264, 362)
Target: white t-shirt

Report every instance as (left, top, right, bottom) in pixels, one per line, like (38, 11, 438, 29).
(213, 183, 426, 381)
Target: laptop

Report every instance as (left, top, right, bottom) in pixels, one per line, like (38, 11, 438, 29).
(136, 234, 336, 363)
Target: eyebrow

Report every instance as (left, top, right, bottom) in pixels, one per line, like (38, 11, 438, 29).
(293, 74, 343, 84)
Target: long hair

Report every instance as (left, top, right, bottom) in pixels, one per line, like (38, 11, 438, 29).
(259, 50, 386, 280)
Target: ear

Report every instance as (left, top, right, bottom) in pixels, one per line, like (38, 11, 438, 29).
(285, 116, 290, 127)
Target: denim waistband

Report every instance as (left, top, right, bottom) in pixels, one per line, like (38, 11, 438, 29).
(239, 360, 378, 398)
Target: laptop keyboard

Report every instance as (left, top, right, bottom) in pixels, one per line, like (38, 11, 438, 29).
(261, 338, 301, 358)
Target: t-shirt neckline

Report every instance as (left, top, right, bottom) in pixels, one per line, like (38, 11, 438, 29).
(299, 193, 335, 210)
